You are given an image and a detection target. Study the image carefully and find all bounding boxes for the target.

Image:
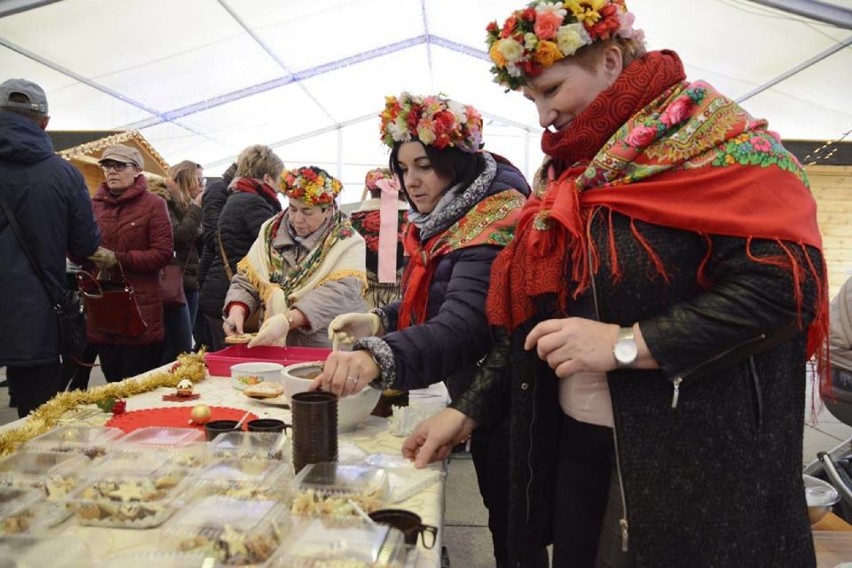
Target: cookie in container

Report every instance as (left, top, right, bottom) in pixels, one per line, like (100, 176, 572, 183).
(164, 495, 292, 565)
(290, 462, 389, 518)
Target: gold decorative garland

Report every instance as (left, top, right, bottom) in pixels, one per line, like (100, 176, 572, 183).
(0, 352, 208, 457)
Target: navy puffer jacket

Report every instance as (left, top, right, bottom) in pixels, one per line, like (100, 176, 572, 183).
(0, 112, 101, 365)
(359, 153, 530, 399)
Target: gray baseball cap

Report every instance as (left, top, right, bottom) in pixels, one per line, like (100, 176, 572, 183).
(0, 78, 48, 114)
(99, 144, 144, 168)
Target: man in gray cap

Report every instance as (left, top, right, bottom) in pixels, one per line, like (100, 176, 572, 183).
(0, 78, 101, 417)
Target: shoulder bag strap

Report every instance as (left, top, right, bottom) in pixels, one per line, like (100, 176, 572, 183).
(0, 190, 62, 308)
(217, 230, 234, 281)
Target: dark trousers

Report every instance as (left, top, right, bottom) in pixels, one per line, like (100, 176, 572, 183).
(161, 302, 193, 364)
(6, 361, 62, 418)
(204, 313, 226, 352)
(470, 419, 549, 568)
(552, 414, 630, 568)
(62, 343, 98, 391)
(98, 342, 164, 383)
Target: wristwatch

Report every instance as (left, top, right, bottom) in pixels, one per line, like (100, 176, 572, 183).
(613, 326, 638, 369)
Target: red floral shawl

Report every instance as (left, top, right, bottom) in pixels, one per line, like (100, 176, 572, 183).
(486, 50, 828, 366)
(398, 189, 527, 329)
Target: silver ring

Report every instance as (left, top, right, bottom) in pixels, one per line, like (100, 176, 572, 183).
(347, 376, 358, 384)
(222, 317, 237, 331)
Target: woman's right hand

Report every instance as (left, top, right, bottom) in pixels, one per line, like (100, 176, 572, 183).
(401, 408, 477, 468)
(222, 305, 246, 336)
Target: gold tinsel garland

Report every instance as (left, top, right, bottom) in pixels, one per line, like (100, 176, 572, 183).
(0, 351, 208, 457)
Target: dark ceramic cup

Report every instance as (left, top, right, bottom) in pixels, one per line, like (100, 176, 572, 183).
(204, 419, 240, 441)
(369, 508, 438, 548)
(246, 418, 289, 433)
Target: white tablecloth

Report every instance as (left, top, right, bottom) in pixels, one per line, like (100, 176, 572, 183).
(6, 369, 448, 567)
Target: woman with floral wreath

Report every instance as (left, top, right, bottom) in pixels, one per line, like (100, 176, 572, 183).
(402, 2, 829, 567)
(349, 167, 410, 309)
(318, 92, 534, 567)
(222, 166, 367, 348)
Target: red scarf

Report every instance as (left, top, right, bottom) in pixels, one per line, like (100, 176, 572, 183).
(398, 189, 527, 329)
(233, 177, 283, 212)
(486, 50, 828, 365)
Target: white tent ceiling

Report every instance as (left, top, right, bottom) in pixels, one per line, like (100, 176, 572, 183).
(2, 0, 851, 204)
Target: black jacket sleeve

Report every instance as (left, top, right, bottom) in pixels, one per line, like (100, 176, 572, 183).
(640, 235, 824, 383)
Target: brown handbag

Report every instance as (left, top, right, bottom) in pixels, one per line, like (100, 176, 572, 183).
(77, 264, 148, 337)
(160, 244, 193, 307)
(159, 264, 186, 307)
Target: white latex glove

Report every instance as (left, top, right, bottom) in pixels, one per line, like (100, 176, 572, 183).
(88, 247, 117, 268)
(248, 313, 290, 347)
(266, 288, 288, 317)
(328, 312, 382, 345)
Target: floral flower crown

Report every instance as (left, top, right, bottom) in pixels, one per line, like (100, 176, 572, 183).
(379, 92, 484, 153)
(486, 0, 643, 90)
(279, 166, 342, 207)
(365, 167, 394, 191)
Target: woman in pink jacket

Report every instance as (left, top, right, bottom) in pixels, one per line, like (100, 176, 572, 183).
(87, 144, 173, 382)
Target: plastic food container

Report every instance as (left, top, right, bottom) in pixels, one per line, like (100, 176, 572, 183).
(291, 463, 389, 518)
(0, 535, 91, 567)
(0, 496, 67, 536)
(204, 345, 331, 378)
(270, 517, 407, 568)
(94, 551, 215, 568)
(67, 467, 188, 528)
(0, 451, 89, 500)
(197, 458, 291, 485)
(114, 427, 208, 468)
(21, 425, 123, 459)
(116, 426, 206, 448)
(165, 495, 292, 565)
(230, 362, 284, 391)
(208, 431, 288, 461)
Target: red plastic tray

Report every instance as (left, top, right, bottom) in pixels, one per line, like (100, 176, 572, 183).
(204, 345, 332, 377)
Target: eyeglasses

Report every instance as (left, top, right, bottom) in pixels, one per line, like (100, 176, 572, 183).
(100, 161, 132, 172)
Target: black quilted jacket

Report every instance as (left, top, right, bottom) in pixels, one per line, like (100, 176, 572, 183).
(198, 189, 280, 318)
(454, 211, 821, 567)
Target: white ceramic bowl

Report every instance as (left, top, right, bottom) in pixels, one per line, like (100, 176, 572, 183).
(803, 473, 840, 525)
(283, 361, 381, 432)
(230, 362, 284, 391)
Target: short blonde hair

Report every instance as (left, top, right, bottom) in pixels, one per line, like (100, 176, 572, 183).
(236, 145, 284, 181)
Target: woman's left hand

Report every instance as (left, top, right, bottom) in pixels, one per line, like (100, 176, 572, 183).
(312, 350, 380, 397)
(524, 317, 620, 378)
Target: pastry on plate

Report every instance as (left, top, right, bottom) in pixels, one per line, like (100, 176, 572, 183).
(243, 381, 285, 399)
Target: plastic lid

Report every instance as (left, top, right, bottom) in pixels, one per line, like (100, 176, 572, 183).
(197, 458, 290, 484)
(67, 469, 188, 528)
(291, 463, 389, 517)
(0, 535, 91, 567)
(166, 495, 292, 565)
(23, 425, 123, 448)
(0, 450, 88, 477)
(271, 517, 406, 567)
(208, 431, 286, 460)
(95, 551, 216, 568)
(116, 426, 205, 448)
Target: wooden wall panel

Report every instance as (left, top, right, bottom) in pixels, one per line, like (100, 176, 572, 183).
(809, 166, 852, 300)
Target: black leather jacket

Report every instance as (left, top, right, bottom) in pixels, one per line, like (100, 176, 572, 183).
(454, 211, 822, 567)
